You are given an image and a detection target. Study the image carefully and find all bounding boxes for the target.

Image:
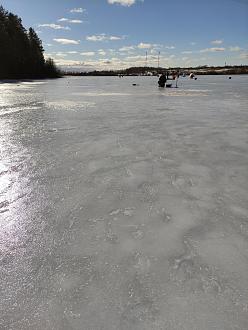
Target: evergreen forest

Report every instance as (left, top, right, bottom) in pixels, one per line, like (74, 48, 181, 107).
(0, 5, 60, 79)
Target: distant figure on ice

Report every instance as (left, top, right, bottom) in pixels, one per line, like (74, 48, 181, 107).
(158, 73, 167, 87)
(172, 71, 177, 80)
(175, 71, 180, 88)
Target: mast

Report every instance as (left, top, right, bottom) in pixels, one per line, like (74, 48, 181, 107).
(158, 51, 160, 69)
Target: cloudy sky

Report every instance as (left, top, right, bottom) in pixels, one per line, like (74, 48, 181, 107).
(2, 0, 248, 70)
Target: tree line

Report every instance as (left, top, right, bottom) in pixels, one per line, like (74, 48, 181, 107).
(65, 65, 248, 77)
(0, 5, 61, 79)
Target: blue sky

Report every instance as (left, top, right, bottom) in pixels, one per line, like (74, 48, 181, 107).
(2, 0, 248, 70)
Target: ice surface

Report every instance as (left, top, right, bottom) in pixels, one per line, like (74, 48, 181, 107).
(0, 75, 248, 329)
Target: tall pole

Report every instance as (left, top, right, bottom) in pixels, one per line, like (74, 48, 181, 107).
(158, 51, 160, 69)
(145, 51, 148, 67)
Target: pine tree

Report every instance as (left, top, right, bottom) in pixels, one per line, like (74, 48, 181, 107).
(28, 27, 45, 74)
(0, 6, 10, 76)
(6, 12, 30, 74)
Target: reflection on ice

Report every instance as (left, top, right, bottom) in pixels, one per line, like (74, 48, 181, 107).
(0, 172, 11, 195)
(72, 92, 132, 96)
(46, 100, 96, 110)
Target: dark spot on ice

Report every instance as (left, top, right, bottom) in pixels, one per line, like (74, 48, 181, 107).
(0, 200, 9, 209)
(0, 208, 9, 213)
(47, 128, 58, 132)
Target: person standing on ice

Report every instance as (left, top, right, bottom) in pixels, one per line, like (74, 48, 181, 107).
(158, 73, 167, 87)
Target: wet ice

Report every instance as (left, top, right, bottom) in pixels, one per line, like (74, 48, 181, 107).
(0, 76, 248, 329)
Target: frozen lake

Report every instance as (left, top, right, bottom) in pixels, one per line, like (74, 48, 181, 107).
(0, 75, 248, 329)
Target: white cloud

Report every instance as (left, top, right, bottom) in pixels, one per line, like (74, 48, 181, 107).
(137, 42, 162, 50)
(70, 20, 83, 24)
(70, 8, 85, 13)
(107, 0, 143, 6)
(126, 55, 147, 61)
(86, 34, 124, 41)
(98, 58, 112, 64)
(55, 52, 185, 71)
(165, 45, 175, 49)
(81, 52, 95, 56)
(124, 53, 173, 67)
(150, 48, 159, 54)
(44, 53, 52, 59)
(58, 18, 68, 22)
(67, 51, 78, 54)
(240, 53, 248, 59)
(119, 46, 135, 51)
(53, 59, 84, 66)
(200, 47, 225, 53)
(153, 44, 162, 49)
(86, 35, 104, 41)
(111, 57, 121, 61)
(38, 23, 70, 30)
(58, 18, 83, 24)
(190, 42, 196, 45)
(110, 36, 122, 40)
(181, 51, 193, 54)
(51, 56, 123, 72)
(229, 46, 242, 52)
(53, 38, 80, 45)
(55, 52, 68, 57)
(98, 49, 107, 55)
(137, 42, 152, 49)
(211, 40, 223, 45)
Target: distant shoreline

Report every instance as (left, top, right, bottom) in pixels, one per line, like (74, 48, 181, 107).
(64, 72, 248, 77)
(63, 65, 248, 77)
(1, 66, 247, 80)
